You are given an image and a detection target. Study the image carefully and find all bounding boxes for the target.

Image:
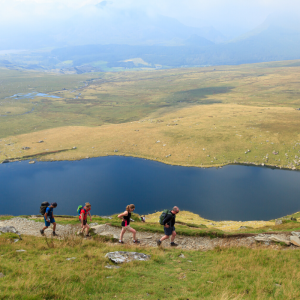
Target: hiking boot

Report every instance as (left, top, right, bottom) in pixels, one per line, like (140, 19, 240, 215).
(119, 240, 124, 244)
(40, 230, 44, 236)
(52, 232, 58, 237)
(157, 240, 162, 246)
(170, 242, 178, 247)
(133, 240, 140, 244)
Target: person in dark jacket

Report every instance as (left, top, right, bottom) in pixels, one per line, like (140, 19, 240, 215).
(157, 206, 180, 247)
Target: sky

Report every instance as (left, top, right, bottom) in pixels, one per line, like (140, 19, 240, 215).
(0, 0, 299, 43)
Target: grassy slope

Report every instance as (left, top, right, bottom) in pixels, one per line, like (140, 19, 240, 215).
(1, 61, 300, 169)
(1, 233, 300, 299)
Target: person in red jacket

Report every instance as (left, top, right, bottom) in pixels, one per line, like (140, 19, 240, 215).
(79, 202, 92, 237)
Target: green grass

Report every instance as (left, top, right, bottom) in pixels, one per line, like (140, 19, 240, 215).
(1, 233, 300, 299)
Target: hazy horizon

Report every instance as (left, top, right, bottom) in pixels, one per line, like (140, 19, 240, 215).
(0, 0, 300, 50)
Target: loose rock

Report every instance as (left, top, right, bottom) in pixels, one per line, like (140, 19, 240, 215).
(290, 236, 300, 247)
(105, 251, 150, 264)
(105, 265, 121, 269)
(0, 226, 22, 239)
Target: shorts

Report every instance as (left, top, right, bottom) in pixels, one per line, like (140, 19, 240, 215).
(44, 217, 55, 227)
(122, 225, 131, 231)
(164, 226, 175, 236)
(82, 219, 87, 226)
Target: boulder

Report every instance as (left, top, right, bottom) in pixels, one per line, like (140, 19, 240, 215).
(269, 236, 291, 245)
(0, 226, 22, 239)
(290, 217, 297, 221)
(105, 251, 150, 264)
(291, 231, 300, 237)
(275, 219, 283, 225)
(290, 236, 300, 247)
(254, 235, 270, 242)
(90, 224, 118, 239)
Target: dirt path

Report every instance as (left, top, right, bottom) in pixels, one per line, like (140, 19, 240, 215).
(0, 218, 296, 251)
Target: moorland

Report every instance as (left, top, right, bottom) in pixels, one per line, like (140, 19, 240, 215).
(1, 59, 300, 170)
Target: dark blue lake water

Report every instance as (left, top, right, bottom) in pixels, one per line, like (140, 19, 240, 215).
(0, 156, 299, 221)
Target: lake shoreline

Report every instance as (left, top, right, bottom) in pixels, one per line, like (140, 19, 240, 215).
(1, 153, 300, 172)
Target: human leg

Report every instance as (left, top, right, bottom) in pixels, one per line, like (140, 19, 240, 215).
(119, 227, 127, 242)
(85, 224, 90, 235)
(171, 230, 176, 242)
(129, 227, 136, 240)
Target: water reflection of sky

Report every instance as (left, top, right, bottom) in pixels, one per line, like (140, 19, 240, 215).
(8, 92, 60, 99)
(0, 157, 299, 221)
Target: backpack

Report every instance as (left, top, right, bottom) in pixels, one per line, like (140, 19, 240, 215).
(77, 205, 86, 216)
(40, 202, 50, 215)
(159, 209, 173, 225)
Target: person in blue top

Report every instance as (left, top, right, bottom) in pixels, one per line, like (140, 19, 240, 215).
(40, 202, 58, 236)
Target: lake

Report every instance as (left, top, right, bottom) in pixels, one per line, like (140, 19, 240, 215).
(0, 156, 299, 221)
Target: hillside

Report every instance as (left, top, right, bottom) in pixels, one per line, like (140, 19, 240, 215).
(1, 211, 300, 299)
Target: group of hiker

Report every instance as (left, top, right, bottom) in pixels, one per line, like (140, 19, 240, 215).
(39, 201, 180, 246)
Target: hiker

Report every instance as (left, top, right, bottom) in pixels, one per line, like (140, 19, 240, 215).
(40, 202, 58, 236)
(118, 204, 140, 244)
(157, 206, 180, 247)
(79, 202, 92, 237)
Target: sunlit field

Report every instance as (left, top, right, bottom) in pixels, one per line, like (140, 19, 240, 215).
(1, 60, 300, 169)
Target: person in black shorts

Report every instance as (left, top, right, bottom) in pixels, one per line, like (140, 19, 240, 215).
(117, 204, 140, 244)
(157, 206, 180, 247)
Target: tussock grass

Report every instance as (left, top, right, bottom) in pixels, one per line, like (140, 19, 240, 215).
(1, 233, 300, 299)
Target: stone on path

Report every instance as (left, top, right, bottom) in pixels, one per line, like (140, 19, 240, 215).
(105, 251, 150, 264)
(143, 236, 153, 239)
(269, 236, 291, 245)
(90, 224, 119, 239)
(178, 254, 185, 258)
(290, 236, 300, 247)
(291, 232, 300, 238)
(89, 223, 99, 227)
(66, 257, 76, 261)
(255, 235, 270, 242)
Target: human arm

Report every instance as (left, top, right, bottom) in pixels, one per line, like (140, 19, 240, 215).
(163, 214, 173, 227)
(88, 211, 92, 221)
(44, 207, 50, 221)
(118, 211, 128, 219)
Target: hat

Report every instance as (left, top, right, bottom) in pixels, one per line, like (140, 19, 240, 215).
(51, 202, 57, 207)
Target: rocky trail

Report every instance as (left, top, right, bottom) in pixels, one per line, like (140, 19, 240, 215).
(1, 218, 300, 251)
